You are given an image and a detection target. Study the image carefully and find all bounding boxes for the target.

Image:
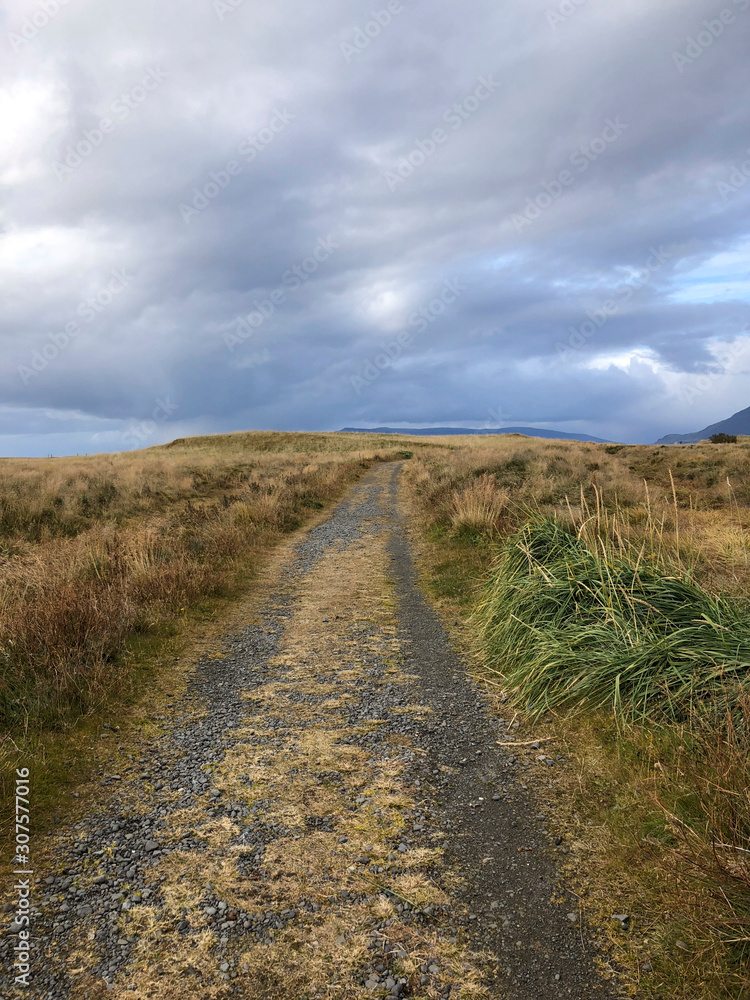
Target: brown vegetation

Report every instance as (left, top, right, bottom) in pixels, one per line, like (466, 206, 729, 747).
(406, 434, 750, 594)
(0, 431, 417, 734)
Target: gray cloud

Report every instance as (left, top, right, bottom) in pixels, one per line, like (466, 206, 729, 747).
(2, 0, 750, 455)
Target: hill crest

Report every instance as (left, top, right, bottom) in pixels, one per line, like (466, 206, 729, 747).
(341, 426, 614, 443)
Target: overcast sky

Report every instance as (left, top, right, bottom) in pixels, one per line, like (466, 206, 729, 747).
(1, 0, 750, 455)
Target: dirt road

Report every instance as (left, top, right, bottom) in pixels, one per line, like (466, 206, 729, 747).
(4, 463, 620, 999)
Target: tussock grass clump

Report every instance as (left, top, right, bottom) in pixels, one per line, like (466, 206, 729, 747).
(449, 474, 508, 536)
(475, 515, 750, 720)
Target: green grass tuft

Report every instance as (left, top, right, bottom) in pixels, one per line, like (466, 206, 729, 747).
(475, 515, 750, 720)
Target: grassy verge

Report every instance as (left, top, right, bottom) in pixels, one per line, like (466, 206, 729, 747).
(0, 431, 424, 833)
(401, 434, 750, 999)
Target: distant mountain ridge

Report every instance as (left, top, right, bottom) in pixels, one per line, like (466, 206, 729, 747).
(655, 404, 750, 444)
(341, 426, 614, 443)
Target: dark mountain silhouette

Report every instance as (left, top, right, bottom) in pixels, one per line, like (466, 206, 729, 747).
(341, 426, 614, 443)
(655, 405, 750, 444)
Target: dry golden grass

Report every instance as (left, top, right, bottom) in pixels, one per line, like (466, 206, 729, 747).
(449, 474, 509, 536)
(0, 432, 423, 733)
(405, 433, 750, 594)
(0, 430, 415, 551)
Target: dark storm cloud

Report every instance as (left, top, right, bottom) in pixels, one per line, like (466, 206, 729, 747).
(1, 0, 750, 455)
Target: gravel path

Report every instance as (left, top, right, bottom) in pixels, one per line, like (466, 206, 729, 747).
(2, 462, 620, 999)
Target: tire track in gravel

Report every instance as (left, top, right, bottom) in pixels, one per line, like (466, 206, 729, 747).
(2, 462, 621, 999)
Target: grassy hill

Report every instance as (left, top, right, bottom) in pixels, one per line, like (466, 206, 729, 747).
(0, 431, 428, 731)
(2, 428, 749, 996)
(342, 425, 614, 443)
